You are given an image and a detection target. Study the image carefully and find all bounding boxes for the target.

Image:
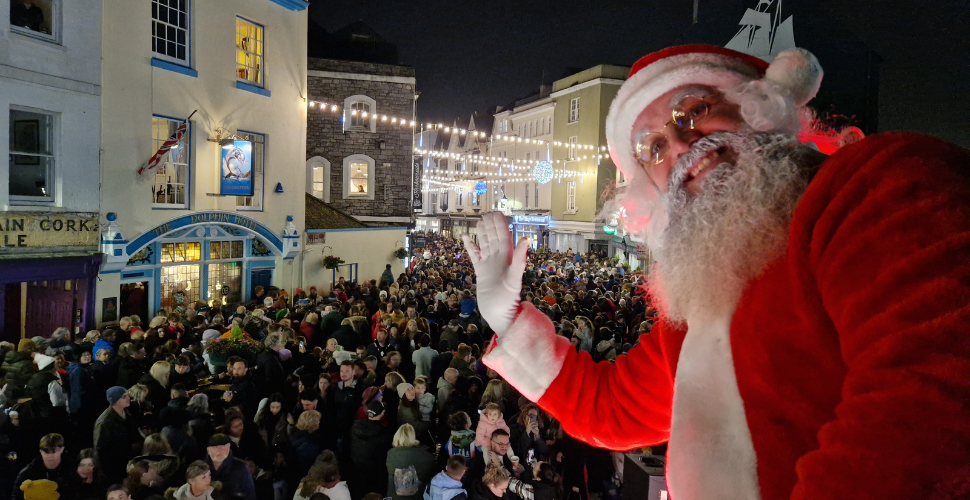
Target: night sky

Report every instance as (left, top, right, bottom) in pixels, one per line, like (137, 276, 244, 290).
(310, 0, 970, 147)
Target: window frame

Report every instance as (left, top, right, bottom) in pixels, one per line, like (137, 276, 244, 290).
(307, 156, 331, 202)
(150, 114, 192, 210)
(235, 16, 265, 87)
(343, 95, 377, 133)
(151, 0, 191, 66)
(567, 136, 578, 160)
(235, 130, 265, 211)
(565, 180, 577, 213)
(8, 106, 57, 204)
(342, 154, 375, 200)
(9, 0, 60, 43)
(569, 97, 580, 123)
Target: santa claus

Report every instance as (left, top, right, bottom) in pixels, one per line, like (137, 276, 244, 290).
(462, 45, 970, 500)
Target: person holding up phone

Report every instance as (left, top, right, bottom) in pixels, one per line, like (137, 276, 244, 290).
(508, 405, 547, 464)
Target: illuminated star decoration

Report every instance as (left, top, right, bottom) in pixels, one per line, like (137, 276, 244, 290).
(474, 182, 488, 195)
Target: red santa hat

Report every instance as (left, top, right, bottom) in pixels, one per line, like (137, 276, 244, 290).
(606, 44, 823, 180)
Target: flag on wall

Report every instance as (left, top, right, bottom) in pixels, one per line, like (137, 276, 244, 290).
(138, 110, 196, 176)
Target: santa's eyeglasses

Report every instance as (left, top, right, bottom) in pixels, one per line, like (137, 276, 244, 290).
(633, 93, 719, 166)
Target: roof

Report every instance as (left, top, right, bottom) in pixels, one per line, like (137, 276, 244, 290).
(304, 193, 369, 230)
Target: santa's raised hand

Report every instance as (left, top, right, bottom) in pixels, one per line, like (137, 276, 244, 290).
(461, 211, 530, 334)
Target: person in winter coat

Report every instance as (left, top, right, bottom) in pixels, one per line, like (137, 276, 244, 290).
(255, 333, 285, 398)
(115, 343, 148, 389)
(424, 455, 468, 500)
(444, 412, 477, 466)
(12, 433, 73, 500)
(448, 345, 475, 379)
(330, 319, 360, 352)
(3, 340, 38, 397)
(475, 404, 510, 452)
(288, 410, 324, 478)
(386, 424, 437, 500)
(66, 448, 109, 500)
(381, 264, 395, 287)
(203, 434, 256, 500)
(67, 351, 102, 444)
(170, 460, 216, 500)
(26, 354, 68, 420)
(97, 387, 139, 485)
(507, 405, 548, 465)
(349, 401, 394, 499)
(467, 466, 512, 500)
(137, 361, 171, 413)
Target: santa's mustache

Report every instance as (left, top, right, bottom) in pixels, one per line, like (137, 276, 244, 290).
(667, 131, 779, 192)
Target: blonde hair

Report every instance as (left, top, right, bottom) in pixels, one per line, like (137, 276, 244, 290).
(304, 313, 319, 325)
(482, 402, 501, 417)
(296, 410, 321, 431)
(150, 361, 171, 386)
(142, 433, 172, 455)
(482, 465, 511, 485)
(384, 372, 405, 390)
(392, 423, 420, 448)
(127, 384, 149, 403)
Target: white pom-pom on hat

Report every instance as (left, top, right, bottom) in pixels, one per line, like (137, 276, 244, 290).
(765, 48, 823, 106)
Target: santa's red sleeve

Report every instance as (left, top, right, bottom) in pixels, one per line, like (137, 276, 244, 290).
(482, 302, 675, 450)
(787, 132, 970, 499)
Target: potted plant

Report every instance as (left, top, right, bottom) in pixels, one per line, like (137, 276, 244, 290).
(323, 255, 344, 269)
(203, 325, 262, 372)
(393, 247, 408, 259)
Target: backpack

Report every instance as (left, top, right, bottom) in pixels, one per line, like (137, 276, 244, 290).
(394, 465, 421, 496)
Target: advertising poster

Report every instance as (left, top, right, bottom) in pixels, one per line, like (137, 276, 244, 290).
(220, 140, 253, 195)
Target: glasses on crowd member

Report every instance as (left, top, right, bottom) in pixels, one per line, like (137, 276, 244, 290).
(633, 92, 720, 167)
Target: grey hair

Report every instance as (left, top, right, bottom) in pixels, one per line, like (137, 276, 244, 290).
(51, 327, 70, 341)
(187, 393, 209, 413)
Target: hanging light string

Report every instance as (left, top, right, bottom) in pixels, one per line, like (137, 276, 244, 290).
(414, 148, 606, 166)
(308, 99, 609, 152)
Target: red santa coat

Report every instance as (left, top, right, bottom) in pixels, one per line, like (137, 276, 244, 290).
(482, 133, 970, 500)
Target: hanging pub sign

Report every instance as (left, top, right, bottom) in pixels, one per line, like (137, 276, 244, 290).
(220, 140, 254, 196)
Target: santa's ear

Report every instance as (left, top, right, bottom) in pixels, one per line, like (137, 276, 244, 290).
(764, 48, 823, 106)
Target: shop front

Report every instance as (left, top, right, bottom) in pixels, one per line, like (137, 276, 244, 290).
(511, 214, 550, 250)
(98, 211, 299, 320)
(0, 212, 102, 342)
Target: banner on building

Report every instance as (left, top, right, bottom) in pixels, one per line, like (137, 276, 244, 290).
(0, 212, 100, 253)
(412, 160, 423, 212)
(220, 140, 254, 196)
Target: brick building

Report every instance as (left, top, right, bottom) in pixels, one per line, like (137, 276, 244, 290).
(305, 22, 416, 226)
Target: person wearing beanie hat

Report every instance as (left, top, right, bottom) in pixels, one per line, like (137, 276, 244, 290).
(349, 399, 394, 499)
(24, 355, 67, 419)
(464, 44, 970, 500)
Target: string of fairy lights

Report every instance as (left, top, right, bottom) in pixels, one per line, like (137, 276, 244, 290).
(306, 99, 607, 197)
(307, 99, 608, 151)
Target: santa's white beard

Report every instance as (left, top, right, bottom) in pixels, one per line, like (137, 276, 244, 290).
(648, 132, 811, 324)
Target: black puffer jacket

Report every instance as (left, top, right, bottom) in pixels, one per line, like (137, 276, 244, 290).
(116, 356, 147, 389)
(2, 351, 36, 395)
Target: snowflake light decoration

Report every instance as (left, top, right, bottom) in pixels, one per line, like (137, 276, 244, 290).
(474, 182, 488, 195)
(532, 161, 553, 184)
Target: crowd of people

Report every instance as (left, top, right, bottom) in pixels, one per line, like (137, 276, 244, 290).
(0, 232, 658, 500)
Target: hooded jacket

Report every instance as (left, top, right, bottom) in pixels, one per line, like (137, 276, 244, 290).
(171, 482, 215, 500)
(423, 471, 467, 500)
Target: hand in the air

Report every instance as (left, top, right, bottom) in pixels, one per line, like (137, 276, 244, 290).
(461, 211, 530, 334)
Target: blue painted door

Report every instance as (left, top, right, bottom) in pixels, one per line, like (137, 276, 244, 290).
(250, 269, 272, 300)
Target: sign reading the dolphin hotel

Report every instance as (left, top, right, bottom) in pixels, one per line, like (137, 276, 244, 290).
(0, 212, 100, 250)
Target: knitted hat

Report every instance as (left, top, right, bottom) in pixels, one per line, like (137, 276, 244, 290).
(20, 479, 59, 500)
(106, 386, 128, 406)
(34, 354, 55, 371)
(366, 400, 385, 418)
(396, 383, 414, 399)
(605, 44, 822, 183)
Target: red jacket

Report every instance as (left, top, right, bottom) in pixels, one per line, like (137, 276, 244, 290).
(484, 133, 970, 500)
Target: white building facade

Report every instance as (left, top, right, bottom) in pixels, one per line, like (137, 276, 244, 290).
(97, 0, 308, 322)
(0, 0, 103, 338)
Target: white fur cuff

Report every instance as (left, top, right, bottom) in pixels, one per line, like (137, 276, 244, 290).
(482, 303, 573, 401)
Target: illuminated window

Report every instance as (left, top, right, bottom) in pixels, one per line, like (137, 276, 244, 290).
(9, 108, 55, 203)
(152, 0, 188, 63)
(235, 17, 264, 86)
(569, 97, 580, 123)
(209, 240, 244, 260)
(159, 264, 200, 310)
(343, 154, 375, 199)
(151, 116, 190, 208)
(207, 262, 242, 307)
(159, 242, 201, 263)
(343, 95, 377, 132)
(236, 131, 265, 210)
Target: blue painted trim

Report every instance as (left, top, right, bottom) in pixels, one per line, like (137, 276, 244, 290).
(236, 81, 271, 97)
(267, 0, 308, 11)
(126, 211, 284, 255)
(100, 270, 121, 275)
(250, 259, 276, 268)
(150, 58, 198, 78)
(305, 226, 407, 233)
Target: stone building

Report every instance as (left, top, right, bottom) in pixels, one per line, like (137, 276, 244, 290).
(305, 21, 416, 227)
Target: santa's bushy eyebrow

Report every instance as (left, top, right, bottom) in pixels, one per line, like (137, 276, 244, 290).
(668, 85, 717, 108)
